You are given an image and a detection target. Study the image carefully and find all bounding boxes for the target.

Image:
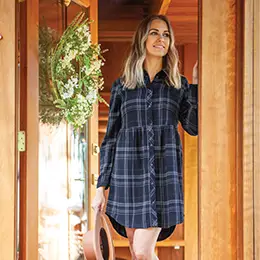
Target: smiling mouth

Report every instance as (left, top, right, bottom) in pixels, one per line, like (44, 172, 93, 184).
(153, 45, 165, 49)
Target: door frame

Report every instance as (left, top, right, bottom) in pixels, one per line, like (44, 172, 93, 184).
(199, 0, 259, 259)
(0, 0, 17, 259)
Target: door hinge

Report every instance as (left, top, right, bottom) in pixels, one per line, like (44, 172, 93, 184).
(92, 143, 100, 156)
(18, 131, 26, 152)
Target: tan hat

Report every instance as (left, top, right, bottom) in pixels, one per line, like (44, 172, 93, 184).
(82, 209, 115, 260)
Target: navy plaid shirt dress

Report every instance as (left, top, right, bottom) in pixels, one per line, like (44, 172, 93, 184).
(97, 69, 198, 241)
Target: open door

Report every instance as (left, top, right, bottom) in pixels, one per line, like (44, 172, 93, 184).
(37, 1, 99, 259)
(15, 0, 99, 259)
(0, 1, 17, 259)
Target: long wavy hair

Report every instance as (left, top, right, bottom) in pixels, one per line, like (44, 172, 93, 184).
(122, 14, 181, 89)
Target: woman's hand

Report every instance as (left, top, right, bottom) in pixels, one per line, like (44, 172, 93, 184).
(192, 61, 198, 84)
(91, 187, 106, 212)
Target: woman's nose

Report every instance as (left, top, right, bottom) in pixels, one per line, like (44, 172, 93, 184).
(157, 35, 165, 41)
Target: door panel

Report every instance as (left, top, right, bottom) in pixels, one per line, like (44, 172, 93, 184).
(0, 0, 16, 259)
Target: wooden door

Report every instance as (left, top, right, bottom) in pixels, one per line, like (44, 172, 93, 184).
(18, 0, 39, 259)
(37, 1, 99, 259)
(0, 1, 17, 259)
(88, 0, 99, 231)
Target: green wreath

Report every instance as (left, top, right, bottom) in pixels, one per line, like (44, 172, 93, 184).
(39, 12, 108, 129)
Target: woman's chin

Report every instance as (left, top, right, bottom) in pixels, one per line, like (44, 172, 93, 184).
(146, 52, 166, 58)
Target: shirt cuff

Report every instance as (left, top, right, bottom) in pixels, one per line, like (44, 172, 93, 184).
(96, 175, 110, 190)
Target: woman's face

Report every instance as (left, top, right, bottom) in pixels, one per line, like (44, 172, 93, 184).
(145, 19, 170, 58)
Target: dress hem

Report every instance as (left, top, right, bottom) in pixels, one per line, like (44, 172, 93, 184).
(105, 211, 183, 241)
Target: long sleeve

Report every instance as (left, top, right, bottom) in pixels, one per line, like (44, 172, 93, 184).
(97, 79, 122, 189)
(179, 77, 198, 136)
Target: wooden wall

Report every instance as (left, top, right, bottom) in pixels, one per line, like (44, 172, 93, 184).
(243, 0, 254, 257)
(183, 44, 198, 259)
(199, 0, 241, 258)
(0, 1, 16, 259)
(243, 0, 260, 258)
(253, 1, 260, 257)
(101, 41, 130, 92)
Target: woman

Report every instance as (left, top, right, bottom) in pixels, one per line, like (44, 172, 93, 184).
(92, 14, 198, 260)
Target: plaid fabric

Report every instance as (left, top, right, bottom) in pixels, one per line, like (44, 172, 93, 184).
(97, 70, 198, 240)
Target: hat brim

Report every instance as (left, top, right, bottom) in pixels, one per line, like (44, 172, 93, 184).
(83, 209, 115, 260)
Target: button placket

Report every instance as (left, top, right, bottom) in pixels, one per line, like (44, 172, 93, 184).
(146, 87, 157, 226)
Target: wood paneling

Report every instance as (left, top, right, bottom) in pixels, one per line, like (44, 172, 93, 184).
(98, 0, 148, 21)
(41, 0, 198, 44)
(242, 0, 254, 257)
(98, 0, 198, 45)
(115, 247, 132, 260)
(167, 0, 198, 44)
(19, 0, 40, 259)
(243, 1, 260, 258)
(235, 0, 243, 259)
(0, 0, 16, 259)
(158, 247, 184, 259)
(99, 19, 140, 33)
(88, 0, 99, 230)
(149, 0, 172, 15)
(39, 0, 87, 33)
(253, 0, 260, 257)
(101, 42, 130, 91)
(199, 0, 238, 258)
(183, 44, 198, 260)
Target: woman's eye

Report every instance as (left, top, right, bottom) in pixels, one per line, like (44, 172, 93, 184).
(150, 31, 158, 35)
(163, 33, 170, 38)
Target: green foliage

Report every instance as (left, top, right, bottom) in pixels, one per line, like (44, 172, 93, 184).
(39, 12, 108, 129)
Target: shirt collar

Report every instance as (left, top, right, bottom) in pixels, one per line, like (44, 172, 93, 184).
(143, 68, 168, 80)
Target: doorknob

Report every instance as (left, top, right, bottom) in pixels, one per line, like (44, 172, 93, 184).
(0, 34, 3, 40)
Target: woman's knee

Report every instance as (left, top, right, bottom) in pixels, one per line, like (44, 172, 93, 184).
(134, 251, 152, 260)
(132, 227, 161, 260)
(133, 245, 153, 260)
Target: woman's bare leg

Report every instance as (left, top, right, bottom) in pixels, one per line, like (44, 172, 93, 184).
(125, 227, 137, 260)
(133, 227, 161, 260)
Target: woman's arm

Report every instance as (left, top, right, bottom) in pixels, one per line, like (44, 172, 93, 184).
(97, 79, 122, 189)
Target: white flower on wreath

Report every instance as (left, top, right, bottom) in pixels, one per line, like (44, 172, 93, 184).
(83, 60, 102, 75)
(61, 76, 78, 99)
(86, 89, 97, 104)
(79, 42, 91, 55)
(68, 49, 78, 60)
(60, 56, 74, 72)
(65, 93, 93, 127)
(76, 25, 91, 44)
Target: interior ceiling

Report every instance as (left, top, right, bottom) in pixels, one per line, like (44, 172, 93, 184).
(98, 0, 149, 20)
(39, 0, 198, 45)
(98, 0, 198, 44)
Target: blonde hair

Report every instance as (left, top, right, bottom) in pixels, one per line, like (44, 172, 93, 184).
(122, 14, 181, 89)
